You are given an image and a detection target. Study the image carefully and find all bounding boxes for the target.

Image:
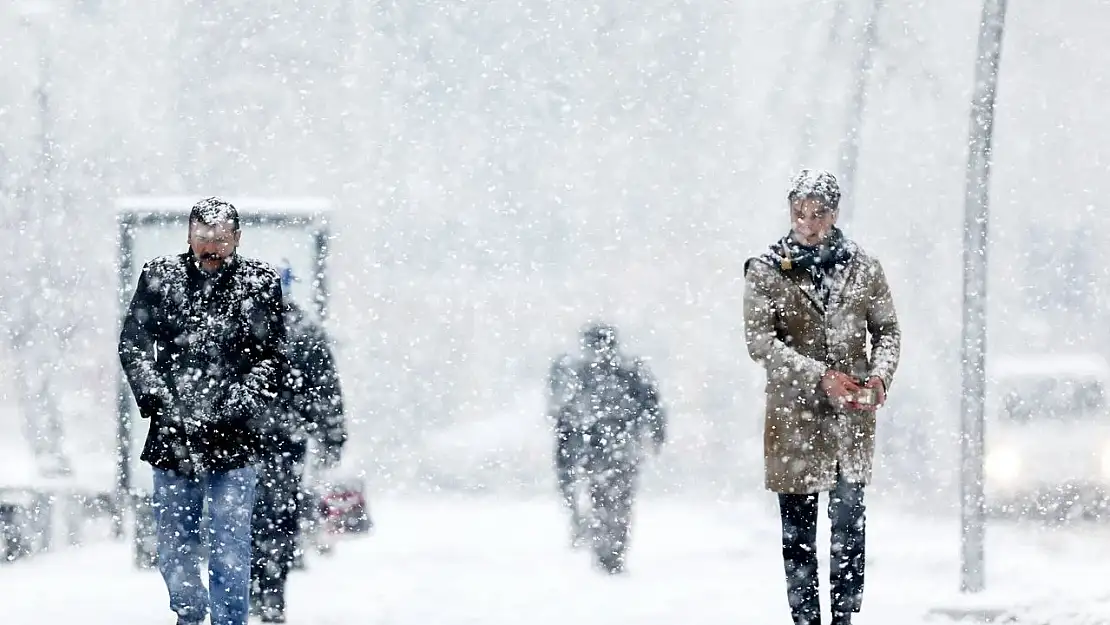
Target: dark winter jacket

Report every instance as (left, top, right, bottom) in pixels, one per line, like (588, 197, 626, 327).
(553, 354, 666, 465)
(258, 301, 347, 462)
(118, 251, 287, 475)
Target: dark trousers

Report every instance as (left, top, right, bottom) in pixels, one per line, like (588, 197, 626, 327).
(250, 453, 303, 612)
(555, 432, 585, 535)
(586, 457, 637, 572)
(555, 436, 578, 510)
(777, 475, 866, 625)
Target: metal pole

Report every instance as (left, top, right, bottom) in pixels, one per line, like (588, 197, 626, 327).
(795, 2, 847, 166)
(959, 0, 1007, 595)
(314, 226, 330, 324)
(115, 213, 135, 541)
(837, 0, 882, 224)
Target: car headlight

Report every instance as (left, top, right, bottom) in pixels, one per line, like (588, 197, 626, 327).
(985, 447, 1022, 484)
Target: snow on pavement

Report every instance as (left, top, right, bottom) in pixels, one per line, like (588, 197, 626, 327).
(2, 495, 1109, 624)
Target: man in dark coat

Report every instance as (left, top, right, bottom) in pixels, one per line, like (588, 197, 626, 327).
(118, 197, 287, 625)
(555, 322, 665, 574)
(250, 270, 347, 623)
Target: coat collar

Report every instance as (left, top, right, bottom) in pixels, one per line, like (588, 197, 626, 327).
(753, 238, 861, 316)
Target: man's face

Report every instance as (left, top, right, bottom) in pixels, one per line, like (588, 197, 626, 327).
(790, 197, 838, 246)
(188, 220, 240, 273)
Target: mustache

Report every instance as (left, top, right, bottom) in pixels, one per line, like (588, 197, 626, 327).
(199, 252, 224, 261)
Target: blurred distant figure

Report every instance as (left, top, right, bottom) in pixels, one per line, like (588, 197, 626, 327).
(743, 169, 900, 625)
(548, 322, 665, 574)
(250, 266, 347, 623)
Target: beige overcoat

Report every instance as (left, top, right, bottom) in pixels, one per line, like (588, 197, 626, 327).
(743, 240, 900, 494)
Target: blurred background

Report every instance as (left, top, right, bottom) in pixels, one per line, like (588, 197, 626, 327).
(1, 0, 1109, 509)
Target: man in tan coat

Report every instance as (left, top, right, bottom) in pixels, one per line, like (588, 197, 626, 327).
(743, 169, 900, 625)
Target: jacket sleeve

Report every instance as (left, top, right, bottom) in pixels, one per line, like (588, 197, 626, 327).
(118, 264, 173, 416)
(632, 361, 666, 446)
(546, 359, 571, 419)
(238, 272, 288, 413)
(865, 259, 900, 391)
(300, 325, 347, 454)
(743, 259, 828, 392)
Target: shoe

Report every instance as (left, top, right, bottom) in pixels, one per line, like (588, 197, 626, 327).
(597, 553, 625, 575)
(831, 613, 852, 625)
(260, 606, 287, 623)
(260, 591, 287, 623)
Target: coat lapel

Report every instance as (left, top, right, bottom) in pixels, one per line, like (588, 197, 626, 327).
(825, 244, 860, 314)
(782, 269, 825, 315)
(778, 260, 856, 317)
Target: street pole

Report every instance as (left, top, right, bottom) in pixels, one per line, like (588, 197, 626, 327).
(959, 0, 1007, 595)
(16, 0, 63, 474)
(837, 0, 881, 225)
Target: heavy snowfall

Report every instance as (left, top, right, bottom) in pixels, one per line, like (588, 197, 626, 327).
(2, 0, 1110, 623)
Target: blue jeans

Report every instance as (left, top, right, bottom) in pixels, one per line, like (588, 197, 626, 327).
(152, 466, 258, 625)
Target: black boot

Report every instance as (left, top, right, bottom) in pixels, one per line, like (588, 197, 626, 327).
(261, 607, 287, 623)
(597, 551, 625, 575)
(260, 589, 287, 623)
(261, 606, 287, 623)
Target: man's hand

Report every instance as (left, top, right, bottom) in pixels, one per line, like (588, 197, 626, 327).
(224, 382, 261, 424)
(137, 388, 173, 421)
(858, 376, 887, 411)
(317, 446, 343, 470)
(820, 370, 863, 407)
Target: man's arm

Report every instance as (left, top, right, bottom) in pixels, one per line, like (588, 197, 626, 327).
(302, 326, 347, 459)
(865, 259, 901, 391)
(631, 361, 666, 448)
(117, 265, 172, 418)
(233, 272, 289, 419)
(743, 260, 827, 393)
(546, 358, 573, 421)
(550, 363, 581, 444)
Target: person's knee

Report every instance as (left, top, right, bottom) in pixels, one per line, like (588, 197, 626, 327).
(829, 486, 865, 525)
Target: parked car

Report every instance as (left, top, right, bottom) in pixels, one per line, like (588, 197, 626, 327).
(985, 353, 1110, 519)
(318, 478, 372, 535)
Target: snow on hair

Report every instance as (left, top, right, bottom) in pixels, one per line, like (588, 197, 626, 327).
(787, 168, 841, 210)
(190, 197, 240, 230)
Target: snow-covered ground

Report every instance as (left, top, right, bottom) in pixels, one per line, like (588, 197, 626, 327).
(2, 496, 1109, 624)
